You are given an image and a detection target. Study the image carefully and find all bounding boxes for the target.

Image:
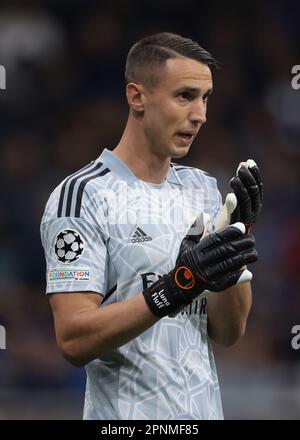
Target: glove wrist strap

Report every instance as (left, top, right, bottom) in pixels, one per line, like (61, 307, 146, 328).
(142, 270, 202, 318)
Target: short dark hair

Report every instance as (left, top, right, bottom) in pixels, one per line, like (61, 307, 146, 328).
(125, 32, 218, 89)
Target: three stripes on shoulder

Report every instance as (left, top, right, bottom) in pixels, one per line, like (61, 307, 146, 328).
(57, 161, 110, 218)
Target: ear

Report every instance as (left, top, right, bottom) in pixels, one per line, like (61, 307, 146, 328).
(126, 83, 145, 113)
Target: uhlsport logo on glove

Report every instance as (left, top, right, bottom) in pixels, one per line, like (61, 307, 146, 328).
(175, 266, 195, 290)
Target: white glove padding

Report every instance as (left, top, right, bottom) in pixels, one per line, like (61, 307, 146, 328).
(215, 192, 237, 231)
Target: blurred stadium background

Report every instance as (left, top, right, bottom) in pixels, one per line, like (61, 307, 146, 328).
(0, 0, 300, 420)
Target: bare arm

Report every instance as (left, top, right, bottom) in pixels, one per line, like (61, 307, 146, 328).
(207, 281, 252, 347)
(49, 292, 159, 367)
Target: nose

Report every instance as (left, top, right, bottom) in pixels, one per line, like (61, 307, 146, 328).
(189, 100, 207, 125)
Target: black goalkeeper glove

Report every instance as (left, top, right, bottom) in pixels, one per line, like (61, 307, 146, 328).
(215, 159, 263, 233)
(142, 222, 257, 318)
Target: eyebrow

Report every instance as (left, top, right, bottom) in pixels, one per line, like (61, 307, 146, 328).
(175, 86, 213, 95)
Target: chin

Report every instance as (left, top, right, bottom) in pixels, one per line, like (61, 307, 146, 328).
(170, 146, 191, 159)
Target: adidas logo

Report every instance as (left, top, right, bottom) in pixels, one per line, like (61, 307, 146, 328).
(131, 227, 152, 243)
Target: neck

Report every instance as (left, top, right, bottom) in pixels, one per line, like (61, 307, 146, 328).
(113, 115, 170, 184)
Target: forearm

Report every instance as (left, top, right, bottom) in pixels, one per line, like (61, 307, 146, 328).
(54, 293, 159, 367)
(207, 282, 252, 346)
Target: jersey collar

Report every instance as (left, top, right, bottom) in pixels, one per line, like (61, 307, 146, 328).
(99, 148, 184, 186)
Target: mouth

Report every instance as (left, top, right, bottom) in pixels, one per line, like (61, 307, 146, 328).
(175, 131, 196, 146)
(178, 133, 193, 139)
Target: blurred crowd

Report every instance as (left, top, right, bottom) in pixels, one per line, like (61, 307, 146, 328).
(0, 0, 299, 418)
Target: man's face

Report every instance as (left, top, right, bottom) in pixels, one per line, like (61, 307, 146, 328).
(141, 57, 213, 159)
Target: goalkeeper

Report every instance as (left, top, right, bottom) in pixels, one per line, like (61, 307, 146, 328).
(41, 32, 263, 420)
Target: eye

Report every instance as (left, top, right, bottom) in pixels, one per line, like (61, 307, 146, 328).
(177, 91, 191, 101)
(203, 92, 212, 103)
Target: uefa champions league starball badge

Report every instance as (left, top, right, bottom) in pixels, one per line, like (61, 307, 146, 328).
(55, 229, 84, 263)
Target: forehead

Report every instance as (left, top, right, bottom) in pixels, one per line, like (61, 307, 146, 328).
(157, 57, 213, 90)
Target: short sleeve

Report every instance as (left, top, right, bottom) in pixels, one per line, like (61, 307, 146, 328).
(40, 216, 108, 295)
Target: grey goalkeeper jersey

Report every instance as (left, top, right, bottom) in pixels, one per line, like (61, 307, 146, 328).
(41, 148, 223, 420)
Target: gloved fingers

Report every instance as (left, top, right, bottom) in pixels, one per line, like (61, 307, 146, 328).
(223, 248, 258, 273)
(230, 175, 253, 220)
(178, 236, 196, 256)
(248, 163, 262, 184)
(225, 193, 238, 214)
(231, 234, 256, 251)
(237, 166, 261, 213)
(209, 268, 252, 292)
(248, 165, 263, 204)
(199, 222, 245, 250)
(204, 248, 258, 279)
(202, 234, 256, 265)
(230, 201, 241, 224)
